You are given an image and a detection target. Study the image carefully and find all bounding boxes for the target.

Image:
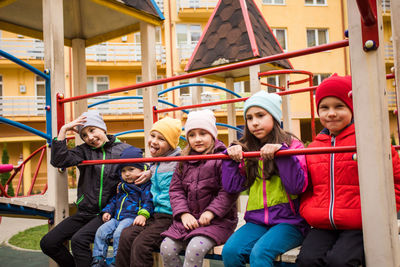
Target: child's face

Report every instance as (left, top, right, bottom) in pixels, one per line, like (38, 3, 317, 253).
(245, 106, 274, 143)
(318, 96, 352, 136)
(148, 130, 172, 157)
(80, 126, 108, 148)
(187, 129, 214, 153)
(121, 166, 142, 183)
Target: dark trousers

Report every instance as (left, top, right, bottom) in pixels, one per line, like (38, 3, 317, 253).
(40, 212, 103, 267)
(116, 213, 172, 267)
(296, 228, 364, 267)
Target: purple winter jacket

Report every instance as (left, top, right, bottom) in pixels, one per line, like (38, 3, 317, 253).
(161, 140, 239, 245)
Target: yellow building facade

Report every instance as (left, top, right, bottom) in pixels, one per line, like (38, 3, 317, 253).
(0, 0, 396, 192)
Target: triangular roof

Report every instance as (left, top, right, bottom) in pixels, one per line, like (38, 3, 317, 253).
(0, 0, 164, 47)
(185, 0, 292, 78)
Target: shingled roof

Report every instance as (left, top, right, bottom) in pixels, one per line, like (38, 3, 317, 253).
(185, 0, 292, 74)
(118, 0, 164, 19)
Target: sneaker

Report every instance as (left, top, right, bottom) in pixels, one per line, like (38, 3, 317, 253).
(108, 262, 116, 267)
(91, 256, 106, 267)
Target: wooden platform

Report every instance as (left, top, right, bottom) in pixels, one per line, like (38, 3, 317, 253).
(0, 189, 77, 220)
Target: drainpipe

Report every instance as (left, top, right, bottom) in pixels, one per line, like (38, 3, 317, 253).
(168, 0, 176, 117)
(341, 0, 349, 75)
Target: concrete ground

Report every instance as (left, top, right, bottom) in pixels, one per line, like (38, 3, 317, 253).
(0, 216, 48, 267)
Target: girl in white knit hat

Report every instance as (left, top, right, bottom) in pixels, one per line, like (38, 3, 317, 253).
(160, 109, 239, 267)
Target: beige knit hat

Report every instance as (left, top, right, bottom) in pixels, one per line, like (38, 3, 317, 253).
(150, 117, 182, 149)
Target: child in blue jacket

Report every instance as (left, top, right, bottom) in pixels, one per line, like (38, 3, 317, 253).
(91, 146, 153, 267)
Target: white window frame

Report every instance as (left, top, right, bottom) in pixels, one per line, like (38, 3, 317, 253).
(272, 28, 288, 52)
(35, 75, 46, 96)
(266, 76, 280, 93)
(307, 28, 329, 47)
(313, 73, 331, 86)
(87, 75, 109, 93)
(176, 24, 202, 60)
(305, 0, 327, 6)
(262, 0, 285, 5)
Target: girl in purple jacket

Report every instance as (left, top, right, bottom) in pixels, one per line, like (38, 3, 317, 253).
(160, 109, 239, 267)
(221, 91, 308, 267)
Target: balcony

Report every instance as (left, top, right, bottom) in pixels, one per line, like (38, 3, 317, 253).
(86, 42, 166, 64)
(382, 0, 390, 13)
(0, 39, 166, 64)
(155, 0, 164, 13)
(385, 43, 394, 61)
(177, 42, 198, 62)
(177, 0, 218, 10)
(0, 96, 46, 116)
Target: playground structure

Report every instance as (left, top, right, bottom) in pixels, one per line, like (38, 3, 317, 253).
(0, 0, 399, 266)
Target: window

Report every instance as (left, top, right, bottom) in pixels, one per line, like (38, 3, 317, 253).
(136, 75, 164, 96)
(234, 81, 251, 94)
(272, 28, 287, 51)
(263, 0, 285, 4)
(176, 24, 202, 59)
(35, 75, 45, 96)
(312, 73, 331, 86)
(87, 76, 109, 93)
(305, 0, 327, 5)
(266, 76, 280, 93)
(307, 29, 328, 47)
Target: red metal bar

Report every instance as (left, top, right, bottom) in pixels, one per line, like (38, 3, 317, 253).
(57, 93, 65, 133)
(259, 69, 314, 77)
(153, 106, 158, 123)
(155, 87, 317, 114)
(260, 82, 285, 91)
(387, 73, 395, 79)
(15, 164, 24, 196)
(27, 147, 45, 195)
(355, 0, 377, 26)
(79, 146, 358, 166)
(59, 40, 349, 104)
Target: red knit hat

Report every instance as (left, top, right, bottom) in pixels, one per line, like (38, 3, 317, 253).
(315, 74, 353, 114)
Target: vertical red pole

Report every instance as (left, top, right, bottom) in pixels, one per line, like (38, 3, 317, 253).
(309, 77, 316, 140)
(56, 93, 65, 133)
(153, 106, 158, 123)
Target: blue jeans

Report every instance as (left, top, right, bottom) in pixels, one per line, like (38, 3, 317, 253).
(92, 218, 134, 258)
(222, 222, 303, 267)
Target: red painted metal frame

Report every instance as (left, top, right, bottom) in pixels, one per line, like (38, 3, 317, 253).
(259, 69, 316, 139)
(57, 93, 65, 133)
(0, 145, 48, 198)
(79, 146, 364, 166)
(356, 0, 379, 51)
(58, 40, 349, 104)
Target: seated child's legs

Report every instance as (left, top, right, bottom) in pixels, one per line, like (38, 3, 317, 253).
(111, 217, 135, 257)
(93, 218, 118, 258)
(184, 235, 215, 267)
(326, 230, 364, 267)
(249, 223, 303, 267)
(160, 237, 185, 267)
(222, 222, 269, 267)
(115, 224, 146, 267)
(296, 228, 338, 267)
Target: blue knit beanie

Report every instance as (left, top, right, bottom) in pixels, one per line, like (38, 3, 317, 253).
(243, 91, 282, 123)
(118, 146, 148, 172)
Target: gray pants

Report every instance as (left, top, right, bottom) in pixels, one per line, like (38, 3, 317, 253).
(161, 235, 216, 267)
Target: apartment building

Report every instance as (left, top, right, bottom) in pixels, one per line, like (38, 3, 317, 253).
(0, 0, 396, 191)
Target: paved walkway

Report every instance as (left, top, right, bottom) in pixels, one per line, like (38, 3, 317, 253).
(0, 216, 48, 267)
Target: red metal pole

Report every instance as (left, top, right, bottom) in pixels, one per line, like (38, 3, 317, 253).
(153, 106, 158, 123)
(79, 146, 358, 166)
(27, 147, 45, 195)
(59, 40, 349, 104)
(355, 0, 377, 26)
(57, 93, 65, 133)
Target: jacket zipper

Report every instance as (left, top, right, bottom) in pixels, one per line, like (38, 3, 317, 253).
(329, 135, 337, 229)
(117, 184, 128, 220)
(261, 161, 269, 224)
(99, 147, 106, 211)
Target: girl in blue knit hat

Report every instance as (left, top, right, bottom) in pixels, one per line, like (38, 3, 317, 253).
(221, 90, 309, 267)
